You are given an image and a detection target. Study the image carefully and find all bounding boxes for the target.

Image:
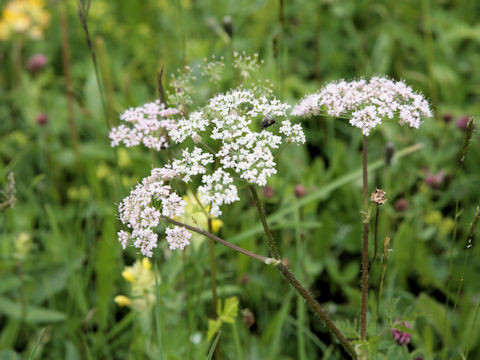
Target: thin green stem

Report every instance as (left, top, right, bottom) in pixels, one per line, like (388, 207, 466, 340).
(60, 4, 81, 164)
(208, 219, 218, 314)
(208, 218, 221, 360)
(154, 260, 166, 360)
(295, 202, 307, 360)
(370, 207, 380, 267)
(466, 302, 480, 359)
(249, 185, 281, 259)
(361, 135, 369, 340)
(376, 236, 390, 333)
(231, 321, 243, 360)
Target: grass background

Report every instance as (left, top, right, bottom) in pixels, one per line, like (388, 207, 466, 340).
(1, 0, 480, 359)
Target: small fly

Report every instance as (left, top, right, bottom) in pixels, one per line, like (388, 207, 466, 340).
(261, 116, 276, 130)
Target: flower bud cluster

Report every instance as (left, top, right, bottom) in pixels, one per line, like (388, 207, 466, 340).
(292, 76, 432, 135)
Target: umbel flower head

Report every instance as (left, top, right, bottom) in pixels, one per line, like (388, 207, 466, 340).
(292, 76, 433, 135)
(116, 87, 305, 255)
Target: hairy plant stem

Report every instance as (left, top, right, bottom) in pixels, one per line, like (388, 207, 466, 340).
(361, 135, 369, 340)
(277, 263, 358, 359)
(161, 217, 269, 263)
(161, 216, 357, 359)
(249, 185, 281, 259)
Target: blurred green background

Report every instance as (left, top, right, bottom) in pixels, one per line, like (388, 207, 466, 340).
(1, 0, 479, 359)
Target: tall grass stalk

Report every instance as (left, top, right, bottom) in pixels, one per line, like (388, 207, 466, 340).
(443, 117, 475, 356)
(231, 320, 244, 360)
(60, 4, 81, 164)
(95, 37, 116, 126)
(453, 207, 480, 351)
(76, 0, 110, 128)
(154, 260, 166, 360)
(27, 328, 46, 360)
(376, 236, 391, 331)
(466, 302, 480, 359)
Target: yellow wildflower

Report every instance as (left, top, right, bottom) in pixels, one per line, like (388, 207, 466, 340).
(0, 0, 50, 41)
(115, 258, 157, 311)
(121, 269, 135, 283)
(114, 295, 132, 307)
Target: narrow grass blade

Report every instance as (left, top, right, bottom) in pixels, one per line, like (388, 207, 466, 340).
(206, 331, 221, 360)
(27, 327, 46, 360)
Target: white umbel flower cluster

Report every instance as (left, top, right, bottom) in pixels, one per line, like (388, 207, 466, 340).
(117, 168, 190, 256)
(109, 100, 180, 150)
(173, 88, 305, 187)
(292, 76, 433, 136)
(116, 87, 305, 251)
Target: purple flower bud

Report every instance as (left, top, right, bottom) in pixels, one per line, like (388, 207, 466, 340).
(261, 186, 275, 198)
(390, 321, 412, 346)
(425, 171, 445, 189)
(456, 115, 470, 131)
(26, 54, 47, 74)
(442, 113, 452, 123)
(294, 184, 306, 198)
(395, 198, 409, 212)
(36, 113, 48, 125)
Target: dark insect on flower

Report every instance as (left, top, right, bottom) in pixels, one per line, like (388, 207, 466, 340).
(261, 116, 276, 129)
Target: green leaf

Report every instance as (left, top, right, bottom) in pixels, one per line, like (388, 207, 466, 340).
(0, 296, 66, 324)
(207, 319, 222, 341)
(219, 297, 239, 324)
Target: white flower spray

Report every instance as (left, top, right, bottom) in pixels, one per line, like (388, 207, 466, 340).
(111, 56, 360, 358)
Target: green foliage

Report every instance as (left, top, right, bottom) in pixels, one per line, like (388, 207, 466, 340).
(207, 297, 239, 341)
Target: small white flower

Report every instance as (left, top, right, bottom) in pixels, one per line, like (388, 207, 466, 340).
(165, 226, 192, 250)
(198, 169, 239, 217)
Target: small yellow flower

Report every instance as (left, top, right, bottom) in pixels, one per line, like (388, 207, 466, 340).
(114, 295, 132, 307)
(121, 270, 135, 283)
(142, 257, 152, 270)
(211, 219, 223, 233)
